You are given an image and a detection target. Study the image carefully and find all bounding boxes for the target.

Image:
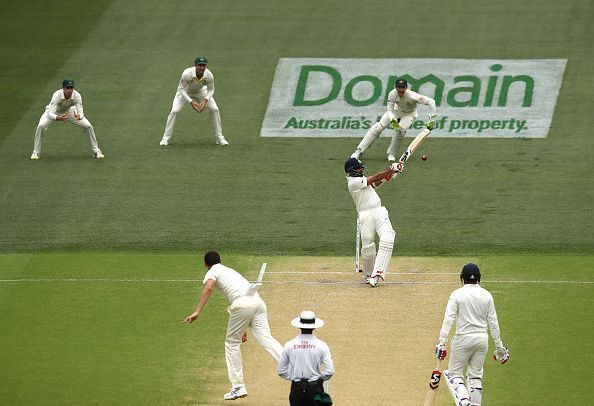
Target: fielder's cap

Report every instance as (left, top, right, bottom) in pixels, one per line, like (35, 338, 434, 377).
(395, 78, 408, 88)
(344, 157, 363, 173)
(461, 263, 481, 281)
(62, 79, 76, 88)
(291, 310, 325, 329)
(194, 56, 208, 65)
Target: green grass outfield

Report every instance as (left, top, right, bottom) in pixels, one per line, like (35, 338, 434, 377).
(0, 0, 593, 405)
(0, 0, 592, 255)
(0, 254, 593, 405)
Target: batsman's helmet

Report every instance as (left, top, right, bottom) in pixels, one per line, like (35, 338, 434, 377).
(344, 158, 365, 176)
(461, 263, 481, 283)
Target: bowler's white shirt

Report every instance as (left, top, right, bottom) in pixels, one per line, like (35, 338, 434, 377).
(45, 89, 84, 120)
(386, 88, 436, 119)
(347, 176, 381, 213)
(278, 334, 335, 382)
(439, 284, 503, 346)
(203, 263, 255, 304)
(177, 67, 215, 103)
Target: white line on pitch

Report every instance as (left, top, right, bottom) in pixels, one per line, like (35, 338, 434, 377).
(0, 279, 592, 285)
(265, 271, 461, 275)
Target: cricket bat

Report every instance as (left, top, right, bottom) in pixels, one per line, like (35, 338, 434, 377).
(423, 359, 442, 406)
(388, 128, 431, 180)
(245, 262, 267, 296)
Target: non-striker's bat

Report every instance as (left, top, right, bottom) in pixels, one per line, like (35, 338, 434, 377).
(423, 359, 442, 406)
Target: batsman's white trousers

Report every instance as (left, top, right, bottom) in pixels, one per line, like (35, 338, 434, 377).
(358, 206, 395, 279)
(225, 295, 283, 388)
(33, 109, 100, 154)
(448, 333, 488, 379)
(358, 206, 394, 247)
(162, 91, 223, 141)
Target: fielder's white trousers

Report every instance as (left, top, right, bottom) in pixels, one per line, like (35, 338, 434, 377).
(354, 111, 416, 155)
(162, 91, 223, 141)
(33, 110, 100, 154)
(448, 333, 488, 379)
(225, 295, 283, 388)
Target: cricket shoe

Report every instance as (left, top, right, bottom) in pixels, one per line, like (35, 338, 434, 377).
(159, 138, 169, 146)
(224, 386, 247, 400)
(216, 136, 229, 146)
(94, 151, 105, 159)
(366, 276, 379, 287)
(30, 152, 40, 160)
(387, 154, 396, 162)
(350, 150, 361, 159)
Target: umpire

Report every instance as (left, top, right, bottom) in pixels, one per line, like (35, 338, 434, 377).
(278, 311, 334, 406)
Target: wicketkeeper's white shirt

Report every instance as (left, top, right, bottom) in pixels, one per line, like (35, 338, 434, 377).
(347, 176, 382, 213)
(203, 263, 256, 304)
(177, 67, 215, 103)
(386, 88, 436, 119)
(278, 334, 335, 382)
(439, 284, 503, 346)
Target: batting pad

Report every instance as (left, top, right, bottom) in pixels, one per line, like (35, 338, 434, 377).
(371, 229, 395, 279)
(361, 243, 376, 276)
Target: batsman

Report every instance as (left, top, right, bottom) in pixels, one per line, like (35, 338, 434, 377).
(344, 157, 401, 286)
(434, 263, 509, 406)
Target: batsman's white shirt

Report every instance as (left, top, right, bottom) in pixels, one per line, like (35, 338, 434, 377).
(177, 67, 215, 103)
(203, 263, 257, 303)
(439, 284, 502, 346)
(278, 334, 335, 382)
(347, 176, 381, 213)
(45, 89, 85, 120)
(386, 88, 437, 120)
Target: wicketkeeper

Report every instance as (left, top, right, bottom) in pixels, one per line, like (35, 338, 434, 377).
(344, 157, 402, 286)
(435, 263, 509, 406)
(351, 78, 436, 161)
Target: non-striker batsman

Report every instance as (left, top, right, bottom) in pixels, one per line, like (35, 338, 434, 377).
(435, 263, 509, 406)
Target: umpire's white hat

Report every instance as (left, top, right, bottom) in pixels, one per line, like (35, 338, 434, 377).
(291, 310, 325, 329)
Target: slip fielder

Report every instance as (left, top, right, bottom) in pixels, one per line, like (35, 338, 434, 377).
(31, 79, 104, 160)
(160, 56, 229, 147)
(435, 263, 509, 406)
(351, 78, 437, 161)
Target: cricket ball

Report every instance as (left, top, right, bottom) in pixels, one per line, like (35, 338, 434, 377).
(422, 155, 428, 161)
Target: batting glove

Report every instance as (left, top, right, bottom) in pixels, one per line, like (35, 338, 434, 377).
(493, 346, 509, 364)
(435, 343, 447, 360)
(390, 161, 404, 174)
(390, 118, 401, 131)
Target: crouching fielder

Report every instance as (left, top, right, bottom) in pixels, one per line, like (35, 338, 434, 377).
(435, 263, 509, 406)
(351, 78, 436, 162)
(344, 157, 400, 287)
(31, 79, 103, 160)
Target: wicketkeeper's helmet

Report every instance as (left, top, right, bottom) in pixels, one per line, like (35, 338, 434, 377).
(461, 263, 481, 282)
(344, 158, 365, 176)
